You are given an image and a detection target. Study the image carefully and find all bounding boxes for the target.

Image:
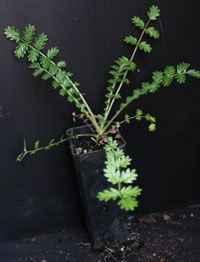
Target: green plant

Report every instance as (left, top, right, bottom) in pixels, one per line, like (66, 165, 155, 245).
(4, 5, 200, 161)
(97, 138, 141, 211)
(4, 4, 200, 213)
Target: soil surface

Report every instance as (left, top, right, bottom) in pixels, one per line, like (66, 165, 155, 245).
(70, 134, 125, 156)
(0, 206, 199, 262)
(70, 135, 103, 155)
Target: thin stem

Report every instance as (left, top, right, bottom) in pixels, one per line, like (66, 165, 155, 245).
(117, 115, 145, 126)
(103, 97, 143, 134)
(118, 182, 122, 192)
(82, 119, 96, 134)
(16, 133, 97, 162)
(20, 37, 99, 131)
(43, 67, 84, 112)
(112, 147, 122, 193)
(41, 67, 98, 132)
(103, 72, 180, 133)
(103, 19, 151, 124)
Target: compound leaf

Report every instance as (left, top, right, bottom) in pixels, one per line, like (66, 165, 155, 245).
(23, 25, 36, 43)
(97, 188, 120, 201)
(145, 27, 160, 39)
(132, 16, 145, 29)
(34, 33, 48, 51)
(147, 5, 160, 21)
(4, 26, 20, 42)
(139, 41, 152, 53)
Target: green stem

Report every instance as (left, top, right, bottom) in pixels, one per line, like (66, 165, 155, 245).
(103, 19, 151, 125)
(118, 182, 122, 192)
(20, 37, 100, 131)
(102, 72, 180, 133)
(16, 133, 96, 162)
(117, 115, 151, 126)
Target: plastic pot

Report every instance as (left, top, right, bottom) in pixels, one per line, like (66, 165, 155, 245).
(66, 125, 128, 249)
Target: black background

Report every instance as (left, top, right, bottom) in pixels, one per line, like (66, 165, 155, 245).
(0, 0, 199, 241)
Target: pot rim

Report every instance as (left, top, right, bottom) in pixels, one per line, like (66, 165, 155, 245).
(66, 124, 126, 157)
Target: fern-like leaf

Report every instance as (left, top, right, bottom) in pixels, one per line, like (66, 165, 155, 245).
(28, 49, 39, 62)
(40, 56, 51, 69)
(187, 69, 200, 78)
(47, 47, 59, 59)
(4, 25, 87, 114)
(132, 16, 145, 29)
(23, 25, 36, 44)
(124, 35, 138, 46)
(34, 33, 48, 51)
(15, 42, 29, 59)
(4, 26, 20, 42)
(57, 61, 67, 68)
(145, 27, 160, 39)
(147, 5, 160, 21)
(105, 56, 136, 106)
(177, 62, 190, 73)
(139, 41, 152, 53)
(97, 138, 142, 212)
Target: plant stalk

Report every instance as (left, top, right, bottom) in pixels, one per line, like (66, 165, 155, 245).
(17, 133, 97, 161)
(20, 37, 100, 131)
(103, 19, 151, 125)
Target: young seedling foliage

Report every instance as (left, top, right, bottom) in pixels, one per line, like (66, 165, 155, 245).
(4, 5, 200, 211)
(97, 138, 142, 211)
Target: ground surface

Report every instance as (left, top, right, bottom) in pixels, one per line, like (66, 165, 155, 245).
(0, 206, 199, 262)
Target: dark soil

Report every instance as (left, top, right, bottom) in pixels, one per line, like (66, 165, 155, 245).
(0, 205, 199, 262)
(70, 135, 103, 155)
(70, 133, 125, 156)
(67, 124, 126, 155)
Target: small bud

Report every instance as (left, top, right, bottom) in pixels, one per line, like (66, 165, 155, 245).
(79, 113, 84, 119)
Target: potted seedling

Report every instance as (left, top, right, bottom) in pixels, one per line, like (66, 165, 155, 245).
(4, 5, 200, 248)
